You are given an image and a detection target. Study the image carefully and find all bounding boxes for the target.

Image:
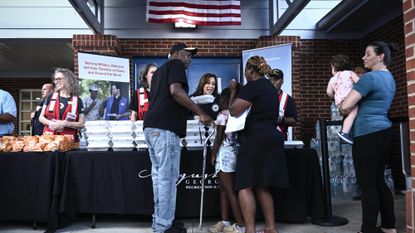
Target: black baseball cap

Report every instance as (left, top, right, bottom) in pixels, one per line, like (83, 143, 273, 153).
(169, 43, 198, 56)
(268, 68, 284, 80)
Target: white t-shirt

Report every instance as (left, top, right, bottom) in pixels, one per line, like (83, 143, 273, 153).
(215, 110, 237, 148)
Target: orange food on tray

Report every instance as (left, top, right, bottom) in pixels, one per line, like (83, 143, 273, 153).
(0, 134, 79, 153)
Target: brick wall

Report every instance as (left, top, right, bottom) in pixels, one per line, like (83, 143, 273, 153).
(119, 39, 257, 57)
(0, 78, 51, 134)
(403, 0, 415, 231)
(74, 36, 304, 139)
(298, 40, 361, 145)
(362, 16, 407, 118)
(72, 17, 408, 189)
(298, 16, 408, 190)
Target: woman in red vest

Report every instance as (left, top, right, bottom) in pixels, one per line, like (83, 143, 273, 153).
(39, 68, 85, 141)
(130, 63, 157, 121)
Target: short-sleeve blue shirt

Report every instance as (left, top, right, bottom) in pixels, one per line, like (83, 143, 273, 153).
(352, 70, 395, 137)
(0, 89, 17, 135)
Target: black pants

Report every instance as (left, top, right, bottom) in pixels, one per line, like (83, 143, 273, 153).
(352, 127, 395, 233)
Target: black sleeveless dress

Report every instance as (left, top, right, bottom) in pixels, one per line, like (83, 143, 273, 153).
(234, 78, 289, 190)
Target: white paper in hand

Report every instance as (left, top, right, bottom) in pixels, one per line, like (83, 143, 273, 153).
(190, 95, 215, 104)
(225, 107, 250, 133)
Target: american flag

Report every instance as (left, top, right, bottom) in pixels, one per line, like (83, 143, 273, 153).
(146, 0, 241, 26)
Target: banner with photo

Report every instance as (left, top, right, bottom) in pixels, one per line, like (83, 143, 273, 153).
(242, 44, 294, 140)
(78, 52, 131, 121)
(242, 43, 292, 95)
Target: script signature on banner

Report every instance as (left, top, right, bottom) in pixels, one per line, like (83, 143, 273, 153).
(138, 169, 219, 189)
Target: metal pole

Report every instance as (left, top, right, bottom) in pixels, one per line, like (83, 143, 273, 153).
(311, 119, 348, 226)
(199, 127, 215, 230)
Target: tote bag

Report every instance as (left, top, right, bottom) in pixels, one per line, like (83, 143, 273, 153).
(224, 107, 251, 133)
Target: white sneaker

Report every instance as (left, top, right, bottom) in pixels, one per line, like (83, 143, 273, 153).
(209, 221, 225, 233)
(224, 224, 244, 233)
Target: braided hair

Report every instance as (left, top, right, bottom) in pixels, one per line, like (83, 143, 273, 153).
(246, 56, 272, 76)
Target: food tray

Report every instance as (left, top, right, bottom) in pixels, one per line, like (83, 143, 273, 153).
(112, 147, 135, 151)
(87, 147, 109, 151)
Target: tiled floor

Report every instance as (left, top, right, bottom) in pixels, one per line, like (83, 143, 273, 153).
(0, 195, 406, 233)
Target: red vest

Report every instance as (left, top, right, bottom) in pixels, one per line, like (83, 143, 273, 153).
(137, 87, 149, 120)
(277, 91, 289, 140)
(43, 93, 80, 141)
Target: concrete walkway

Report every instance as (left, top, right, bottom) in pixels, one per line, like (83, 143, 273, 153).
(0, 195, 406, 233)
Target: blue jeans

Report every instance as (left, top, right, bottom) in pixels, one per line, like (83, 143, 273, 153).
(144, 128, 181, 233)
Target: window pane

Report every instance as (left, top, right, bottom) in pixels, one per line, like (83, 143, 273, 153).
(21, 91, 31, 100)
(21, 102, 31, 111)
(21, 122, 31, 131)
(33, 91, 41, 100)
(21, 131, 31, 136)
(22, 112, 31, 120)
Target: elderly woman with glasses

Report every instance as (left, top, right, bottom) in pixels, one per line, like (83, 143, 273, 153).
(39, 68, 85, 141)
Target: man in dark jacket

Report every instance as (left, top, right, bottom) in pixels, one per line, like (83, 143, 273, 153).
(31, 83, 54, 135)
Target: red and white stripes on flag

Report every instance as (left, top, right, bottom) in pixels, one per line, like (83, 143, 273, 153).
(146, 0, 241, 26)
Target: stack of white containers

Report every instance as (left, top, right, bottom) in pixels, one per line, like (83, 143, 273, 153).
(84, 120, 110, 151)
(134, 120, 147, 150)
(84, 120, 216, 151)
(181, 120, 215, 149)
(108, 121, 135, 151)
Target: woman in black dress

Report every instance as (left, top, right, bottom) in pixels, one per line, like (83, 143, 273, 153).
(229, 56, 289, 233)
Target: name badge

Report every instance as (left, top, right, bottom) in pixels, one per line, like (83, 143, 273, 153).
(66, 112, 77, 121)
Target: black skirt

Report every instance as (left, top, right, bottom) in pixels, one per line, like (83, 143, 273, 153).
(235, 123, 289, 190)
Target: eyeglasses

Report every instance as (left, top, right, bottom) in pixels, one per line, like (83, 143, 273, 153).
(54, 77, 66, 82)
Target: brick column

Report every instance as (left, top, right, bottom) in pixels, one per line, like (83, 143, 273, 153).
(403, 0, 415, 232)
(72, 34, 121, 77)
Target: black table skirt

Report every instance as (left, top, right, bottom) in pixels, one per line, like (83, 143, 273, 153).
(0, 148, 324, 231)
(59, 149, 324, 222)
(60, 151, 153, 215)
(273, 148, 325, 222)
(0, 151, 64, 231)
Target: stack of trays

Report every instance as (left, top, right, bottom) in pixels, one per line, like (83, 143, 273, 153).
(134, 120, 147, 150)
(108, 121, 135, 151)
(284, 140, 304, 149)
(79, 130, 88, 149)
(84, 121, 110, 151)
(181, 120, 215, 150)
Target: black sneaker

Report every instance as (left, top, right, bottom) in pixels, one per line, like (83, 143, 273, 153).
(172, 220, 184, 228)
(337, 132, 353, 144)
(352, 195, 361, 201)
(165, 224, 187, 233)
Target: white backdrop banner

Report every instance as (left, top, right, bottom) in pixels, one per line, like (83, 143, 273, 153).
(242, 44, 293, 140)
(78, 52, 130, 82)
(242, 43, 292, 95)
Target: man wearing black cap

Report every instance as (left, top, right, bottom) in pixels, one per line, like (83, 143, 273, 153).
(143, 43, 213, 233)
(267, 68, 298, 140)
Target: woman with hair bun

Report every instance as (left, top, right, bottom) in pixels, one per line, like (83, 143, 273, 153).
(340, 41, 397, 233)
(229, 56, 289, 233)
